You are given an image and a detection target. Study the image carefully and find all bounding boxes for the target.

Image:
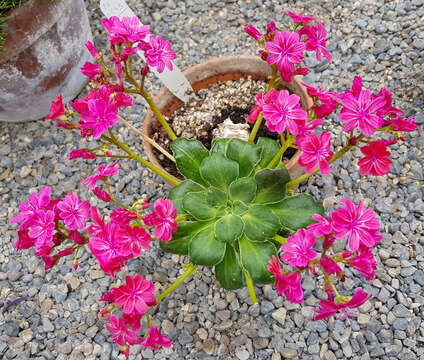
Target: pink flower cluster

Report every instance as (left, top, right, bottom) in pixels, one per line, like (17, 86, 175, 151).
(100, 275, 172, 356)
(268, 199, 380, 320)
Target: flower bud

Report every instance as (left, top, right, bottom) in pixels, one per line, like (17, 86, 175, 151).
(244, 24, 262, 41)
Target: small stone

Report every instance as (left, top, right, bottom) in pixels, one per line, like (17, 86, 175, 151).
(20, 166, 32, 178)
(386, 258, 401, 267)
(393, 304, 412, 318)
(235, 347, 250, 360)
(4, 322, 20, 337)
(90, 269, 104, 280)
(280, 348, 297, 359)
(58, 341, 72, 355)
(196, 328, 208, 340)
(214, 320, 233, 331)
(393, 318, 409, 331)
(93, 344, 102, 356)
(357, 314, 370, 325)
(86, 326, 98, 338)
(203, 339, 215, 355)
(21, 329, 32, 343)
(42, 317, 54, 332)
(69, 277, 80, 290)
(272, 308, 287, 326)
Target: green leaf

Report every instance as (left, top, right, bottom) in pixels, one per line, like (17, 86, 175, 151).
(242, 205, 280, 241)
(200, 154, 239, 191)
(226, 139, 262, 177)
(189, 225, 226, 266)
(239, 235, 276, 284)
(256, 137, 281, 169)
(229, 177, 257, 204)
(206, 187, 228, 207)
(233, 200, 249, 215)
(270, 194, 324, 231)
(210, 138, 231, 156)
(254, 168, 290, 204)
(183, 191, 217, 220)
(168, 180, 204, 215)
(160, 220, 211, 255)
(215, 213, 244, 244)
(215, 245, 244, 290)
(171, 139, 209, 185)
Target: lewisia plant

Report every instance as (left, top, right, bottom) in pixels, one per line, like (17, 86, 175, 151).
(10, 11, 417, 358)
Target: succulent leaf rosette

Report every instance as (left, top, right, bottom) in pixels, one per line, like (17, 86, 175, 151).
(9, 8, 419, 359)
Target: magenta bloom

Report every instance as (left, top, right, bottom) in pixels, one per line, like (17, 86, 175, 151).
(46, 94, 65, 120)
(11, 186, 52, 230)
(120, 225, 152, 257)
(320, 256, 342, 276)
(265, 31, 305, 79)
(88, 206, 106, 237)
(307, 213, 332, 237)
(145, 35, 176, 73)
(14, 229, 35, 250)
(303, 83, 340, 104)
(280, 228, 317, 268)
(314, 289, 371, 320)
(139, 325, 172, 350)
(267, 255, 286, 295)
(387, 116, 418, 132)
(93, 187, 111, 202)
(247, 89, 277, 124)
(347, 250, 377, 280)
(80, 99, 119, 139)
(69, 149, 96, 160)
(299, 22, 332, 62)
(282, 10, 315, 24)
(82, 161, 120, 190)
(57, 192, 90, 230)
(358, 140, 392, 176)
(111, 208, 138, 226)
(339, 90, 386, 136)
(144, 198, 177, 242)
(106, 315, 137, 346)
(113, 274, 156, 315)
(280, 272, 304, 303)
(298, 131, 333, 175)
(293, 118, 323, 144)
(28, 210, 55, 249)
(312, 101, 338, 118)
(85, 40, 98, 58)
(262, 89, 307, 135)
(331, 199, 381, 251)
(244, 24, 262, 41)
(80, 62, 100, 80)
(102, 16, 150, 44)
(374, 87, 403, 118)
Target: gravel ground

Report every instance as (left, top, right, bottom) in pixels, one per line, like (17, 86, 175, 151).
(1, 0, 424, 359)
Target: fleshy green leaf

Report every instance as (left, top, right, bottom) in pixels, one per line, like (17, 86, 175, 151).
(160, 220, 212, 255)
(210, 138, 231, 156)
(207, 187, 228, 207)
(256, 137, 281, 169)
(189, 225, 226, 266)
(254, 168, 290, 204)
(226, 139, 262, 177)
(270, 194, 324, 231)
(215, 245, 244, 290)
(171, 139, 209, 185)
(242, 205, 280, 241)
(182, 191, 217, 220)
(229, 177, 257, 204)
(200, 154, 239, 191)
(233, 200, 249, 215)
(215, 213, 244, 244)
(239, 235, 276, 284)
(168, 180, 204, 215)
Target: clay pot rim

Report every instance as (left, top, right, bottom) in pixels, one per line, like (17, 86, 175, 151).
(142, 55, 312, 186)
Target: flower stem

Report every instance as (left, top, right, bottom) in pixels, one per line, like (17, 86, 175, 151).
(244, 270, 258, 305)
(155, 264, 197, 304)
(274, 234, 288, 245)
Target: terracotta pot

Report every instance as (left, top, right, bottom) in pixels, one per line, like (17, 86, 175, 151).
(142, 55, 313, 185)
(0, 0, 92, 122)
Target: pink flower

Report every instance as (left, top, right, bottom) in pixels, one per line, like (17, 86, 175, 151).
(265, 31, 305, 80)
(114, 92, 134, 108)
(299, 22, 332, 62)
(302, 83, 340, 104)
(145, 35, 176, 73)
(144, 198, 177, 242)
(14, 229, 35, 250)
(11, 187, 52, 230)
(307, 214, 332, 237)
(28, 210, 55, 249)
(80, 99, 119, 139)
(339, 90, 386, 136)
(387, 116, 418, 132)
(331, 199, 381, 251)
(267, 255, 286, 295)
(106, 315, 138, 346)
(46, 94, 65, 120)
(102, 16, 150, 44)
(57, 192, 90, 230)
(298, 131, 333, 175)
(320, 256, 342, 275)
(246, 89, 277, 124)
(139, 325, 172, 350)
(347, 250, 377, 280)
(314, 289, 371, 320)
(82, 161, 120, 190)
(120, 226, 152, 257)
(281, 272, 304, 303)
(68, 229, 85, 244)
(88, 206, 106, 237)
(262, 89, 308, 135)
(280, 228, 317, 268)
(80, 62, 100, 80)
(113, 274, 156, 315)
(373, 88, 403, 118)
(293, 118, 323, 144)
(311, 101, 338, 118)
(69, 149, 96, 160)
(358, 140, 392, 176)
(244, 24, 263, 41)
(85, 41, 98, 58)
(92, 187, 111, 202)
(111, 208, 138, 225)
(282, 10, 315, 24)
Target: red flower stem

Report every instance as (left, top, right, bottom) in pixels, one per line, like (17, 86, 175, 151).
(244, 270, 258, 305)
(155, 264, 197, 304)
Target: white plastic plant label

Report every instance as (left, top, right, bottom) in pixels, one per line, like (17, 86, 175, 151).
(99, 0, 194, 102)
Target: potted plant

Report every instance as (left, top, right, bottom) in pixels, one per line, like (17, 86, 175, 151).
(0, 0, 93, 122)
(10, 10, 418, 358)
